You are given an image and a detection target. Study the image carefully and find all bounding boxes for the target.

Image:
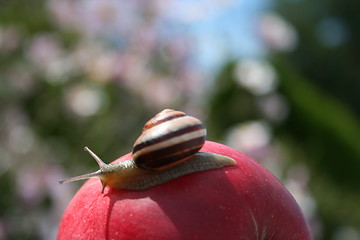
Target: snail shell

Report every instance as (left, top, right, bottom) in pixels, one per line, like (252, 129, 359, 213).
(133, 109, 206, 170)
(59, 109, 236, 192)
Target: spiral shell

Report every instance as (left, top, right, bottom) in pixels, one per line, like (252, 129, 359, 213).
(132, 109, 206, 170)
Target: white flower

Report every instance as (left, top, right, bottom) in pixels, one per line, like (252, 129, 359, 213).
(259, 13, 298, 52)
(234, 59, 277, 95)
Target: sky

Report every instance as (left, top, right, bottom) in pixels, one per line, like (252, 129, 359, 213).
(166, 0, 271, 74)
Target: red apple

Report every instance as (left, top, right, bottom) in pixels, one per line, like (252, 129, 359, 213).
(58, 141, 311, 240)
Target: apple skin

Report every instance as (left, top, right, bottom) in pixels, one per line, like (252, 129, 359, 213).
(58, 141, 312, 240)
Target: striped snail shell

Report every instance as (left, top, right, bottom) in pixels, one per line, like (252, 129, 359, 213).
(59, 109, 236, 193)
(132, 109, 206, 170)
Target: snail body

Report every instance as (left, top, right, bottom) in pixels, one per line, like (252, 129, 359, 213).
(59, 109, 236, 192)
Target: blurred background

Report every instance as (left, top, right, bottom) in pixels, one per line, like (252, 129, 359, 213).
(0, 0, 359, 239)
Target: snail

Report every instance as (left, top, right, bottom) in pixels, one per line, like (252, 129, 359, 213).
(59, 109, 237, 193)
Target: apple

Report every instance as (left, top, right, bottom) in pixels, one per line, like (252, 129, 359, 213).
(58, 141, 311, 240)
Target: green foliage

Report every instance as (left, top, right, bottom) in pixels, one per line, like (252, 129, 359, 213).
(207, 63, 258, 140)
(275, 0, 360, 118)
(274, 58, 360, 232)
(275, 58, 360, 186)
(271, 0, 360, 237)
(0, 0, 51, 32)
